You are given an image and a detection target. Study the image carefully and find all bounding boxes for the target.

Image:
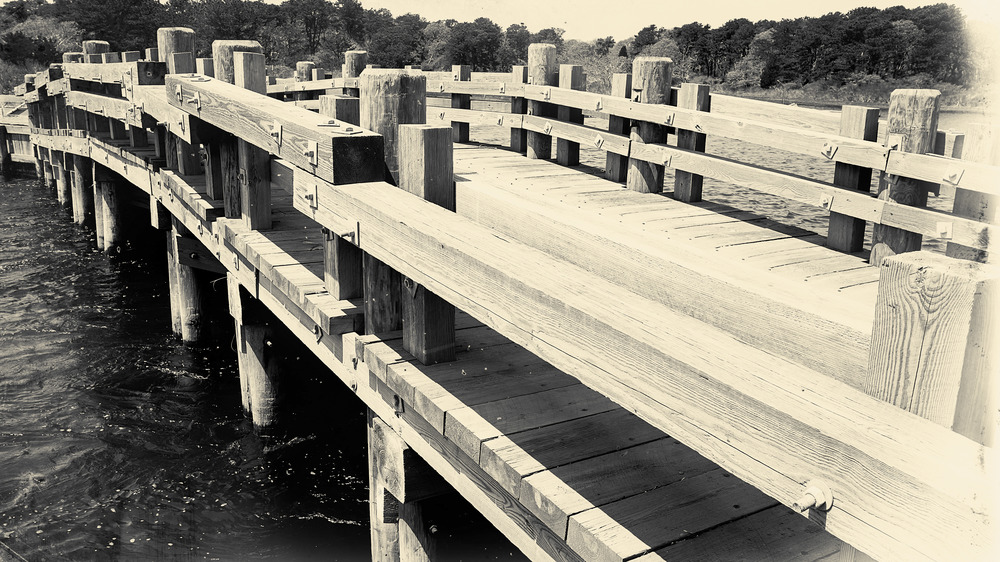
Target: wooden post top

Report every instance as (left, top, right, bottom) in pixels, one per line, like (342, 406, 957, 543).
(527, 44, 556, 86)
(631, 57, 674, 104)
(212, 40, 263, 85)
(82, 40, 110, 54)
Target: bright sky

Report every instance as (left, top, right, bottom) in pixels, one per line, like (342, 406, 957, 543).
(360, 0, 1000, 40)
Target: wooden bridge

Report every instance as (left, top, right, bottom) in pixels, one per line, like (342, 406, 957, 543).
(1, 27, 997, 562)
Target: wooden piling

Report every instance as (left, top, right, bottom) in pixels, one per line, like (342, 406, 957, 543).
(450, 65, 471, 143)
(673, 83, 711, 201)
(170, 218, 206, 344)
(228, 274, 279, 427)
(626, 57, 673, 193)
(0, 126, 10, 178)
(41, 149, 53, 190)
(556, 64, 585, 166)
(605, 73, 632, 182)
(101, 52, 121, 64)
(344, 51, 368, 98)
(526, 44, 557, 160)
(234, 51, 271, 230)
(827, 106, 880, 252)
(509, 65, 528, 153)
(359, 69, 426, 183)
(871, 89, 940, 265)
(311, 67, 325, 81)
(946, 123, 998, 262)
(94, 163, 121, 252)
(70, 154, 92, 225)
(53, 151, 70, 206)
(157, 27, 195, 74)
(398, 124, 456, 364)
(92, 164, 105, 250)
(166, 229, 183, 335)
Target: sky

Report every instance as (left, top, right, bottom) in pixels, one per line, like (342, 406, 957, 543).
(358, 0, 1000, 41)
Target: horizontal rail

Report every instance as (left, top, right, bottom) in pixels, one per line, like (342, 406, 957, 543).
(290, 170, 993, 562)
(266, 77, 360, 94)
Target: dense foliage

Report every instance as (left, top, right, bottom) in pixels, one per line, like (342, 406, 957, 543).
(0, 0, 987, 103)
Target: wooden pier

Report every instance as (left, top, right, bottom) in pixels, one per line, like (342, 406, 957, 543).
(1, 28, 997, 561)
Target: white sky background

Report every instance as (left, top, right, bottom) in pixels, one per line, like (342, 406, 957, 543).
(359, 0, 1000, 41)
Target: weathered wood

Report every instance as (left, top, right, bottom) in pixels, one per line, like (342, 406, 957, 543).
(196, 57, 214, 78)
(145, 47, 159, 62)
(605, 73, 631, 182)
(399, 125, 456, 365)
(233, 51, 271, 230)
(295, 61, 315, 82)
(170, 218, 206, 344)
(62, 52, 84, 63)
(510, 65, 528, 153)
(170, 52, 195, 75)
(828, 106, 880, 252)
(95, 164, 122, 252)
(369, 414, 449, 503)
(0, 127, 10, 178)
(319, 94, 360, 126)
(526, 44, 556, 160)
(53, 151, 70, 206)
(92, 162, 105, 250)
(364, 252, 402, 334)
(101, 52, 121, 64)
(626, 57, 673, 193)
(344, 50, 367, 98)
(121, 51, 141, 62)
(82, 40, 109, 55)
(450, 65, 471, 142)
(673, 82, 711, 201)
(70, 153, 93, 226)
(369, 411, 401, 561)
(359, 69, 426, 183)
(947, 123, 998, 262)
(295, 176, 994, 562)
(231, 276, 279, 427)
(867, 251, 998, 446)
(157, 27, 195, 74)
(166, 230, 183, 335)
(211, 40, 262, 85)
(311, 67, 326, 81)
(871, 89, 940, 264)
(556, 65, 586, 166)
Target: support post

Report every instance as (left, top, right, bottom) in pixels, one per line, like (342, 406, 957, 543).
(0, 126, 10, 178)
(311, 67, 326, 81)
(41, 148, 53, 190)
(398, 125, 456, 364)
(556, 64, 585, 166)
(509, 65, 528, 153)
(318, 98, 363, 300)
(170, 218, 206, 344)
(359, 69, 426, 183)
(166, 229, 183, 335)
(157, 27, 195, 74)
(234, 51, 271, 229)
(121, 51, 141, 62)
(93, 163, 105, 250)
(196, 57, 215, 78)
(82, 41, 110, 56)
(54, 151, 71, 206)
(170, 52, 195, 75)
(344, 51, 368, 98)
(145, 48, 159, 62)
(101, 52, 121, 64)
(526, 44, 557, 160)
(871, 89, 940, 265)
(827, 106, 880, 252)
(94, 163, 122, 252)
(70, 154, 94, 226)
(228, 273, 280, 428)
(626, 57, 673, 193)
(296, 61, 316, 82)
(450, 65, 471, 143)
(605, 73, 632, 182)
(673, 82, 711, 201)
(946, 123, 998, 262)
(319, 94, 360, 126)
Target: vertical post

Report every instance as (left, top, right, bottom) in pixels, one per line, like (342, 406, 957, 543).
(509, 65, 528, 153)
(145, 48, 159, 62)
(62, 52, 84, 63)
(311, 67, 326, 81)
(170, 52, 195, 74)
(170, 218, 206, 344)
(296, 61, 316, 82)
(82, 41, 110, 57)
(166, 228, 183, 336)
(450, 65, 471, 143)
(319, 94, 360, 126)
(946, 123, 998, 262)
(673, 83, 711, 201)
(827, 106, 881, 252)
(212, 40, 263, 219)
(344, 51, 368, 98)
(369, 411, 401, 561)
(228, 274, 280, 428)
(196, 57, 215, 78)
(157, 27, 195, 74)
(359, 69, 426, 183)
(41, 148, 54, 190)
(95, 163, 122, 252)
(70, 154, 94, 226)
(605, 73, 632, 182)
(54, 151, 71, 206)
(556, 64, 585, 166)
(0, 127, 10, 178)
(234, 51, 271, 230)
(399, 125, 456, 364)
(121, 51, 141, 62)
(101, 52, 121, 64)
(626, 57, 673, 194)
(871, 89, 940, 265)
(93, 162, 106, 250)
(526, 44, 556, 160)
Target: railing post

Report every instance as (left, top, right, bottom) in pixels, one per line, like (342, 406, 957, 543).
(210, 40, 263, 218)
(509, 65, 528, 153)
(673, 83, 711, 201)
(526, 43, 556, 160)
(605, 73, 632, 182)
(343, 50, 368, 98)
(556, 64, 585, 166)
(234, 50, 271, 230)
(196, 57, 215, 78)
(399, 124, 456, 364)
(450, 64, 471, 143)
(947, 123, 997, 262)
(319, 94, 360, 126)
(82, 40, 109, 63)
(295, 61, 316, 101)
(312, 67, 326, 81)
(145, 47, 159, 62)
(626, 57, 673, 193)
(827, 106, 880, 252)
(157, 27, 194, 75)
(871, 89, 940, 265)
(121, 51, 141, 62)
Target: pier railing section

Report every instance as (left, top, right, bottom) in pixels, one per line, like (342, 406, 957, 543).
(10, 34, 998, 562)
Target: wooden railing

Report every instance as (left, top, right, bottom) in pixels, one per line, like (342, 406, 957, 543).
(11, 36, 998, 562)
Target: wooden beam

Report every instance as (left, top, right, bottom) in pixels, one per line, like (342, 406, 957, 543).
(626, 57, 672, 194)
(234, 51, 271, 230)
(293, 174, 994, 562)
(947, 123, 998, 262)
(828, 106, 880, 253)
(526, 43, 556, 160)
(673, 83, 711, 201)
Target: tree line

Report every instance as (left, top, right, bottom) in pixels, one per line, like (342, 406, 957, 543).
(0, 0, 984, 102)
